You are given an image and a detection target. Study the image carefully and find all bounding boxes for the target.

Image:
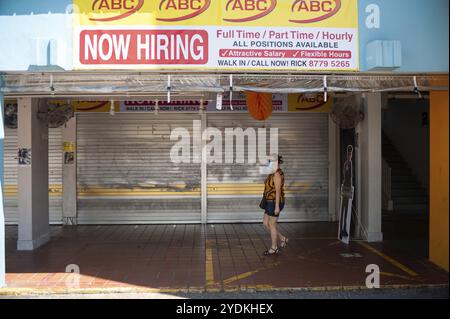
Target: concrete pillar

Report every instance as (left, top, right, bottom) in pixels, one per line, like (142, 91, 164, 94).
(328, 114, 339, 221)
(201, 112, 207, 224)
(17, 98, 50, 250)
(0, 92, 6, 286)
(356, 93, 383, 242)
(62, 116, 77, 225)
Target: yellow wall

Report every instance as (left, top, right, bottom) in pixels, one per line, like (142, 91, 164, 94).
(429, 90, 449, 271)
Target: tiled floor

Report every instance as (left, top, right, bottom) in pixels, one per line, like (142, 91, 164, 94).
(3, 222, 449, 292)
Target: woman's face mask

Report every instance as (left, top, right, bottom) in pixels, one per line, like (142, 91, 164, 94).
(267, 160, 276, 172)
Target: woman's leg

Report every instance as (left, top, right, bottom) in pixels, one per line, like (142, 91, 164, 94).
(266, 214, 284, 242)
(268, 216, 279, 249)
(277, 231, 286, 242)
(263, 213, 270, 231)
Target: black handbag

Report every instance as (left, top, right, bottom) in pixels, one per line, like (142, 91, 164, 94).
(259, 197, 267, 210)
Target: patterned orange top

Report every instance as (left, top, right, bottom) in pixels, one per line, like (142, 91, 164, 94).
(263, 169, 285, 201)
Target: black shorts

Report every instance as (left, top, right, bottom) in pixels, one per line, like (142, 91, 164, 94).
(264, 200, 285, 217)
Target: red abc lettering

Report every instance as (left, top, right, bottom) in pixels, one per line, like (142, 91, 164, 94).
(310, 1, 321, 12)
(123, 0, 134, 10)
(157, 0, 211, 21)
(97, 0, 110, 10)
(292, 0, 337, 12)
(290, 0, 341, 23)
(166, 0, 176, 9)
(111, 0, 122, 10)
(179, 0, 189, 10)
(191, 0, 202, 10)
(298, 0, 309, 11)
(91, 0, 144, 21)
(256, 0, 268, 11)
(321, 1, 333, 12)
(231, 0, 243, 10)
(162, 0, 205, 10)
(247, 0, 255, 10)
(227, 0, 269, 11)
(224, 0, 275, 22)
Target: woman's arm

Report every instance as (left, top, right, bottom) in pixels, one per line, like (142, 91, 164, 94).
(274, 172, 282, 215)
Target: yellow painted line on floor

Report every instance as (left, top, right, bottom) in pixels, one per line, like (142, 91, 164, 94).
(222, 270, 259, 286)
(205, 240, 215, 286)
(221, 262, 281, 286)
(299, 240, 341, 258)
(380, 272, 417, 282)
(329, 240, 342, 247)
(357, 242, 418, 277)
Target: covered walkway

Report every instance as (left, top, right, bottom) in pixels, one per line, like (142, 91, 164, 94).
(2, 223, 448, 294)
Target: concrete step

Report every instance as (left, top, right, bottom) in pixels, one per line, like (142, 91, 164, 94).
(391, 169, 415, 176)
(383, 151, 399, 156)
(392, 175, 419, 182)
(383, 212, 428, 222)
(382, 141, 395, 146)
(382, 149, 403, 155)
(392, 182, 421, 189)
(390, 164, 414, 170)
(392, 189, 428, 197)
(382, 134, 427, 211)
(384, 161, 407, 167)
(385, 159, 407, 165)
(393, 197, 428, 204)
(387, 209, 428, 217)
(382, 146, 402, 153)
(394, 203, 428, 211)
(383, 210, 428, 219)
(385, 159, 408, 166)
(382, 149, 403, 156)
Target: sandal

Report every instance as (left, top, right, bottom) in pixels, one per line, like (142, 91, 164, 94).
(263, 247, 280, 256)
(280, 237, 289, 248)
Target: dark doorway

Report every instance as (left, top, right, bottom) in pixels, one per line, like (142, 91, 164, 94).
(381, 94, 430, 258)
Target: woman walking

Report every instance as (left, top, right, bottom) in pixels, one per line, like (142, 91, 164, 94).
(261, 154, 288, 255)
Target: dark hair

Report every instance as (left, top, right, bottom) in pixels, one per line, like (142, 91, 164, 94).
(278, 155, 284, 164)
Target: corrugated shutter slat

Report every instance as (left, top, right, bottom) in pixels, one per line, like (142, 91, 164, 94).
(206, 113, 329, 222)
(76, 113, 202, 224)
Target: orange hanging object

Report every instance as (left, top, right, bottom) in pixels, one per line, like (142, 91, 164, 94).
(246, 91, 273, 121)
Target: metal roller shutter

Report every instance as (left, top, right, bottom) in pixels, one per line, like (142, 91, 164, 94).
(48, 128, 63, 224)
(3, 127, 18, 224)
(76, 113, 202, 224)
(206, 113, 329, 222)
(3, 127, 63, 224)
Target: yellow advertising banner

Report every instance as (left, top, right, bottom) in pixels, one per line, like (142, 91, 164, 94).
(74, 0, 358, 28)
(73, 0, 359, 71)
(63, 142, 76, 152)
(288, 93, 332, 112)
(48, 100, 119, 112)
(71, 100, 119, 112)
